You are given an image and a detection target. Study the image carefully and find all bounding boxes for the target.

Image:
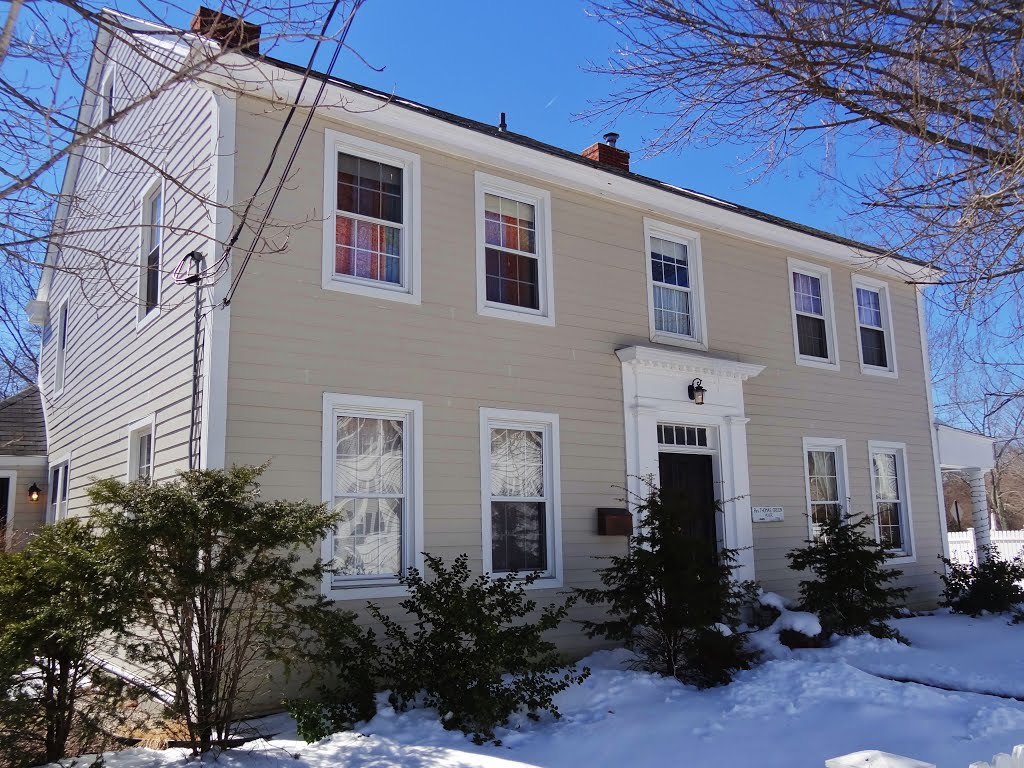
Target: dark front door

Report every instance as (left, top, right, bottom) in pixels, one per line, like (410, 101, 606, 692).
(658, 452, 718, 560)
(0, 477, 8, 551)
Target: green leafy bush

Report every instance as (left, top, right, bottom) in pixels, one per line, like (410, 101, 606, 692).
(88, 464, 364, 754)
(787, 513, 910, 642)
(369, 553, 588, 744)
(940, 546, 1024, 616)
(0, 519, 143, 766)
(576, 483, 759, 687)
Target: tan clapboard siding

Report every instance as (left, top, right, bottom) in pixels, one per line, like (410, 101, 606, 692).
(222, 97, 942, 644)
(40, 36, 216, 513)
(3, 462, 49, 548)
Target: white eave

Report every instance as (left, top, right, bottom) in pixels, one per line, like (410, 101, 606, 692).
(196, 51, 937, 283)
(935, 424, 996, 470)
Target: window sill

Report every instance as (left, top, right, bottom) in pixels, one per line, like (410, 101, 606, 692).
(478, 303, 555, 327)
(322, 274, 420, 305)
(490, 573, 563, 590)
(650, 331, 708, 352)
(861, 364, 898, 379)
(136, 307, 161, 333)
(325, 581, 406, 600)
(795, 356, 840, 371)
(884, 553, 915, 565)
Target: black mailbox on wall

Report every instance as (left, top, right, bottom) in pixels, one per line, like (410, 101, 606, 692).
(597, 507, 632, 536)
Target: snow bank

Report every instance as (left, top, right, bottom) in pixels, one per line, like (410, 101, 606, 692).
(749, 591, 823, 658)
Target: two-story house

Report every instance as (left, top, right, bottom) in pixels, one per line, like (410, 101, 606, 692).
(33, 9, 950, 659)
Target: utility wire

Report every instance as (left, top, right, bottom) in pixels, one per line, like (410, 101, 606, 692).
(221, 0, 365, 307)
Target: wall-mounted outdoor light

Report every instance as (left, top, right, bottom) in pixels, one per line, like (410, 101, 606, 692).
(688, 378, 707, 405)
(27, 483, 41, 502)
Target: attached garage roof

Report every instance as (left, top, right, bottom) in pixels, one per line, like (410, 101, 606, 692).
(0, 386, 46, 457)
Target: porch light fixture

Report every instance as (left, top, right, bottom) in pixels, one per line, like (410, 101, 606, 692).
(27, 483, 41, 502)
(688, 378, 707, 405)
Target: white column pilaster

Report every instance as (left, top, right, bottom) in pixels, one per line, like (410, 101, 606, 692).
(969, 467, 992, 559)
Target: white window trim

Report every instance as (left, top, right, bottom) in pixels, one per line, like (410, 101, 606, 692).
(479, 408, 563, 588)
(125, 413, 157, 482)
(788, 257, 840, 370)
(852, 274, 898, 378)
(801, 437, 850, 540)
(96, 66, 114, 173)
(48, 453, 71, 524)
(1, 469, 17, 551)
(643, 218, 708, 351)
(321, 392, 424, 600)
(137, 177, 164, 330)
(53, 297, 69, 397)
(321, 129, 422, 305)
(868, 440, 916, 563)
(474, 172, 556, 326)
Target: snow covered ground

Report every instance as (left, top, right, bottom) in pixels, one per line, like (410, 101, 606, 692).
(65, 612, 1024, 768)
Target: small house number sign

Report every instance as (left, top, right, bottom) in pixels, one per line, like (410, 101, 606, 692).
(751, 506, 784, 522)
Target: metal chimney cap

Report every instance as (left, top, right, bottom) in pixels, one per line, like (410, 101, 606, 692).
(603, 132, 620, 147)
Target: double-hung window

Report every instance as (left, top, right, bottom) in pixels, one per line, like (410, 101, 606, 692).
(803, 438, 848, 540)
(54, 301, 68, 395)
(322, 393, 422, 596)
(127, 416, 155, 483)
(97, 70, 114, 168)
(475, 173, 554, 325)
(139, 181, 162, 321)
(644, 219, 707, 349)
(789, 259, 838, 368)
(48, 458, 70, 523)
(323, 130, 421, 303)
(853, 277, 896, 375)
(481, 409, 562, 583)
(869, 442, 913, 557)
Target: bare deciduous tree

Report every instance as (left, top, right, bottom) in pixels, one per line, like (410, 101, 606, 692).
(0, 0, 363, 396)
(589, 0, 1024, 329)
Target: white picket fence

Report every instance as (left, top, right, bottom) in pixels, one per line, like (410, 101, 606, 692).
(826, 743, 1024, 767)
(947, 530, 1024, 566)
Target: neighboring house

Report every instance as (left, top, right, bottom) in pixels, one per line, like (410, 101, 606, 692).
(33, 10, 956, 659)
(0, 386, 48, 549)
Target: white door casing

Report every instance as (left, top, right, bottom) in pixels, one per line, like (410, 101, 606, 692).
(617, 346, 764, 580)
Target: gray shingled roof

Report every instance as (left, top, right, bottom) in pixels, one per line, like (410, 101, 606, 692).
(0, 386, 46, 456)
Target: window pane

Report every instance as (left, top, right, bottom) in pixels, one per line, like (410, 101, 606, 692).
(335, 215, 402, 285)
(145, 247, 160, 312)
(860, 327, 888, 368)
(807, 450, 839, 502)
(490, 427, 544, 498)
(333, 497, 403, 576)
(650, 237, 689, 287)
(873, 452, 899, 501)
(856, 288, 883, 327)
(796, 314, 828, 358)
(653, 285, 692, 336)
(335, 416, 404, 495)
(484, 194, 536, 254)
(137, 432, 152, 480)
(484, 248, 539, 309)
(877, 501, 904, 549)
(336, 152, 403, 224)
(793, 272, 823, 315)
(491, 501, 546, 572)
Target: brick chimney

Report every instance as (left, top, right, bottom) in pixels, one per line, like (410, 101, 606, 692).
(191, 7, 261, 52)
(582, 132, 630, 172)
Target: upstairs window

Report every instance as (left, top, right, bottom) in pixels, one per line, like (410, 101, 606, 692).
(853, 277, 896, 375)
(97, 70, 114, 167)
(475, 173, 554, 325)
(789, 259, 838, 369)
(54, 301, 68, 395)
(644, 219, 707, 349)
(139, 181, 162, 321)
(323, 130, 421, 304)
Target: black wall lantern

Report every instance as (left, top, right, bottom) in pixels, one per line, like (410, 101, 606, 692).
(688, 378, 707, 405)
(27, 483, 41, 502)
